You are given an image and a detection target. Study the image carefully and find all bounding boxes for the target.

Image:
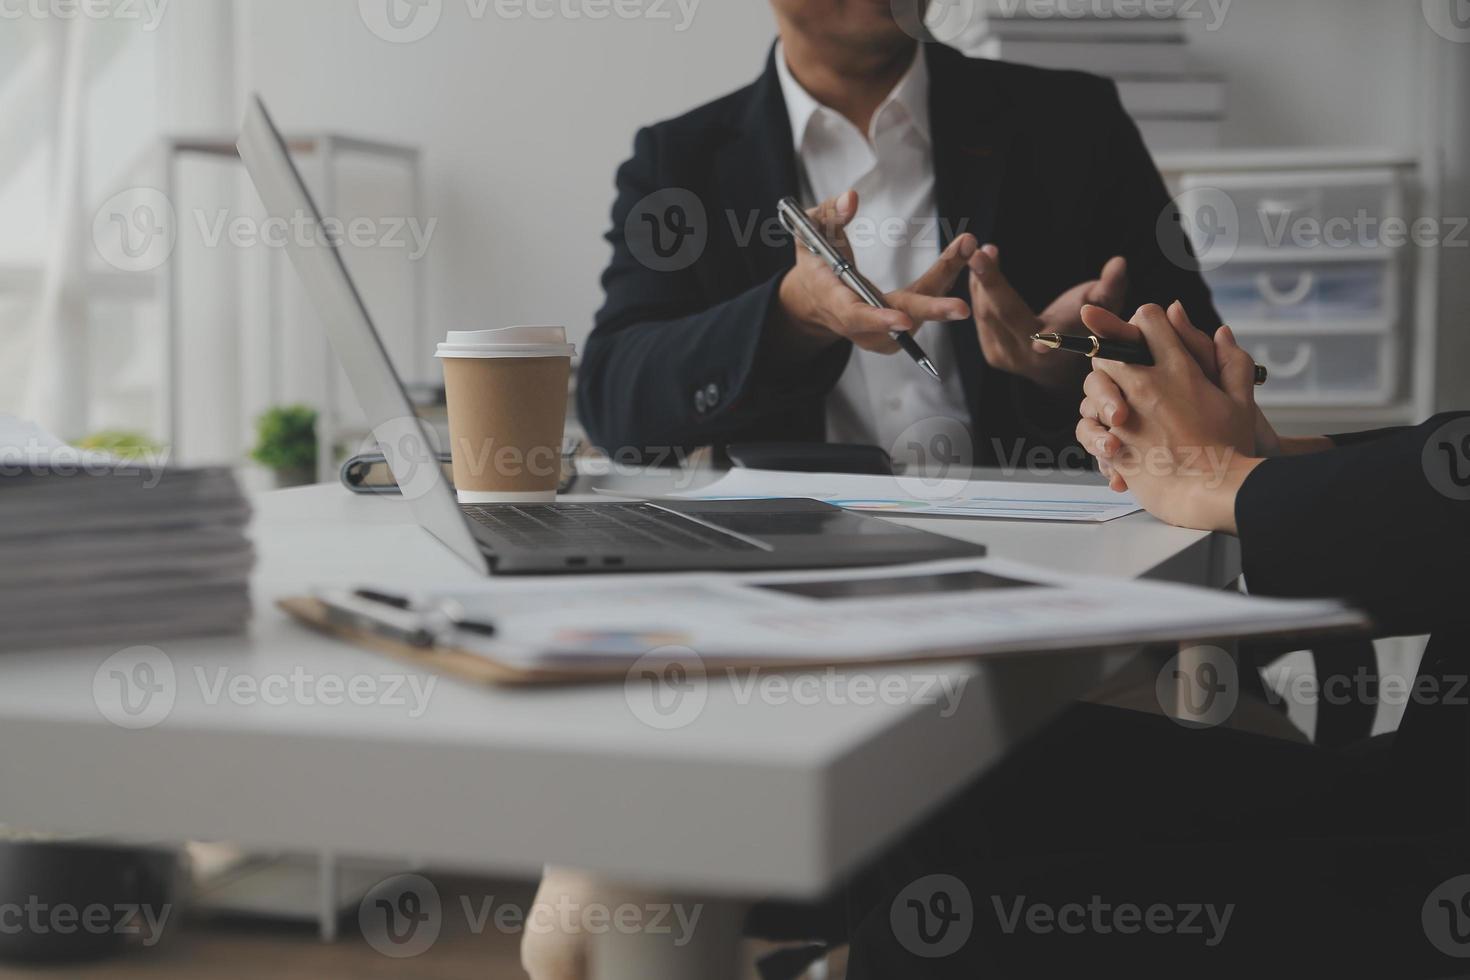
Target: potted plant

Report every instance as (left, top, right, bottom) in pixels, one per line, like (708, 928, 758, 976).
(250, 405, 318, 488)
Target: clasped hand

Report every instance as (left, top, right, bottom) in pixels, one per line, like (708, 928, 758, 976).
(1075, 301, 1267, 533)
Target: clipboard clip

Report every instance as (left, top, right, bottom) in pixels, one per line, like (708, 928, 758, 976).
(317, 588, 497, 649)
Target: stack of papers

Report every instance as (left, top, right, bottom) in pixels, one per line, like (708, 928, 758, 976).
(609, 468, 1144, 523)
(0, 452, 254, 652)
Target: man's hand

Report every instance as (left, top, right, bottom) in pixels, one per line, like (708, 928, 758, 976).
(1074, 304, 1263, 533)
(968, 245, 1128, 393)
(775, 190, 976, 358)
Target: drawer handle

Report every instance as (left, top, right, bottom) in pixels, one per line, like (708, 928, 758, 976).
(1256, 196, 1313, 217)
(1255, 270, 1316, 307)
(1252, 343, 1314, 379)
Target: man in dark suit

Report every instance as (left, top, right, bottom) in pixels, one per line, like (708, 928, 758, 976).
(577, 0, 1219, 467)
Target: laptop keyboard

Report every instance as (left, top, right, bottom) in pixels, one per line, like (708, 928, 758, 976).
(461, 502, 761, 553)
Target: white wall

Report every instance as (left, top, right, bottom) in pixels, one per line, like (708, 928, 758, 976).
(1184, 0, 1420, 149)
(235, 0, 780, 372)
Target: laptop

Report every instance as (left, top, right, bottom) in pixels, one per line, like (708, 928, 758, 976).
(236, 96, 986, 575)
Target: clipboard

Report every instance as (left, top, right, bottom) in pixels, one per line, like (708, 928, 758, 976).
(278, 597, 604, 686)
(277, 595, 1370, 690)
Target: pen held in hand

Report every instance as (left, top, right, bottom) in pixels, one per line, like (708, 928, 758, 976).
(777, 196, 942, 382)
(1031, 332, 1269, 386)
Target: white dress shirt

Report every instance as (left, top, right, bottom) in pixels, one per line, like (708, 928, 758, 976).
(775, 44, 971, 454)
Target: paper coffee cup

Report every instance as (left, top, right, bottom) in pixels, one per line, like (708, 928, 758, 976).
(436, 325, 575, 504)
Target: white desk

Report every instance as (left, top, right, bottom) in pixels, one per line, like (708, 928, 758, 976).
(0, 479, 1238, 978)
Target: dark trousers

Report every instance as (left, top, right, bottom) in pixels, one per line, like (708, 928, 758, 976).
(751, 692, 1469, 979)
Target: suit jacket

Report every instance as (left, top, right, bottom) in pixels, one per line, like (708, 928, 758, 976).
(577, 43, 1221, 465)
(1236, 412, 1470, 824)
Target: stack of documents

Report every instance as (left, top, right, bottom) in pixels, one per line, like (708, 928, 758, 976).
(955, 1, 1226, 152)
(0, 460, 254, 652)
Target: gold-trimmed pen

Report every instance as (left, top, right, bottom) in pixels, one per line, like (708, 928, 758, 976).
(1032, 332, 1268, 386)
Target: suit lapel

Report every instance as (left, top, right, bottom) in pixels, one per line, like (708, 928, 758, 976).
(714, 45, 802, 285)
(927, 43, 1014, 253)
(926, 44, 1018, 449)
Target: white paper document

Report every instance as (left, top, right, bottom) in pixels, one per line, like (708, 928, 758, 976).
(336, 557, 1363, 670)
(630, 468, 1142, 523)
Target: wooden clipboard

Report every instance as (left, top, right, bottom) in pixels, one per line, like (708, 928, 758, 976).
(278, 597, 616, 686)
(279, 596, 1006, 687)
(278, 595, 1369, 690)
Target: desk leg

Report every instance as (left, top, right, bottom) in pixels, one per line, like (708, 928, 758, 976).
(587, 887, 747, 980)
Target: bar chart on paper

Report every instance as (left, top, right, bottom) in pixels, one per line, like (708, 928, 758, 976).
(640, 469, 1143, 523)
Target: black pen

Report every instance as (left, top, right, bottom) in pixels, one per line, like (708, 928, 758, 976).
(1031, 332, 1269, 386)
(777, 196, 942, 382)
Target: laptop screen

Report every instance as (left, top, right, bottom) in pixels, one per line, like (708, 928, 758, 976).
(236, 96, 488, 573)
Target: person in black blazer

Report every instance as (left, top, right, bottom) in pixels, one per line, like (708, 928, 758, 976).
(834, 305, 1467, 977)
(577, 2, 1219, 466)
(1076, 299, 1468, 831)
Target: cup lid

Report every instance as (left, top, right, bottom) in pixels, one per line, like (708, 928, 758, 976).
(435, 325, 576, 359)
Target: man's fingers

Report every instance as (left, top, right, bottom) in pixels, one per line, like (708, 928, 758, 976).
(856, 336, 901, 354)
(969, 246, 1038, 331)
(890, 290, 970, 324)
(908, 234, 978, 297)
(806, 190, 860, 253)
(842, 301, 912, 338)
(808, 189, 858, 230)
(1080, 304, 1142, 344)
(853, 331, 901, 354)
(1083, 369, 1128, 427)
(836, 299, 908, 353)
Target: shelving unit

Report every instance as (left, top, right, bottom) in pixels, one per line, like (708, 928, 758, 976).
(1155, 148, 1435, 434)
(158, 132, 426, 483)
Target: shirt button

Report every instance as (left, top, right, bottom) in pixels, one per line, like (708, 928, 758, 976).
(704, 383, 721, 408)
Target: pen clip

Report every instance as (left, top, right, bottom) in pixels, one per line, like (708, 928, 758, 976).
(778, 197, 853, 274)
(777, 202, 819, 258)
(352, 588, 498, 640)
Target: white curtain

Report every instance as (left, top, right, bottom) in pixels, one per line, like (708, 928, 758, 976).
(20, 20, 91, 440)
